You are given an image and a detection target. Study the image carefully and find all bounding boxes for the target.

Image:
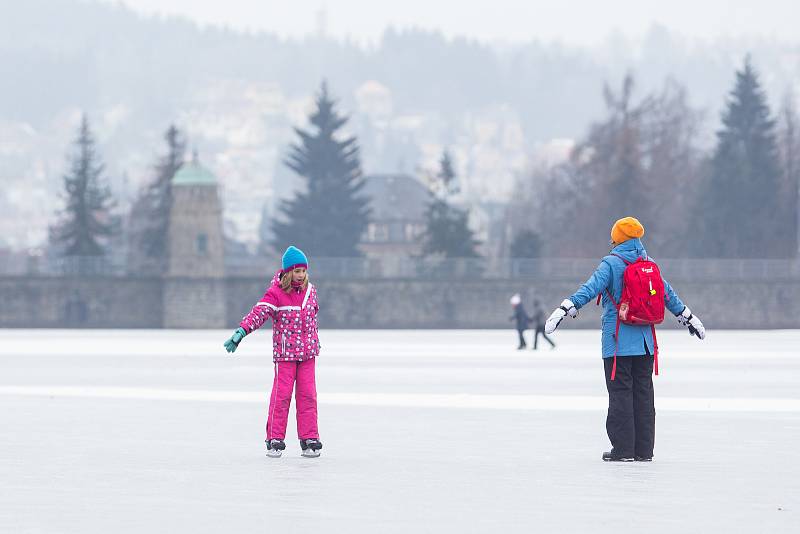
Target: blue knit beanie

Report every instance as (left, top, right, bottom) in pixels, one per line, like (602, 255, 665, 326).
(281, 246, 308, 272)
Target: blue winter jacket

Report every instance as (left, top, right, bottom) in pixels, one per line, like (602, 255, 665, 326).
(568, 238, 685, 358)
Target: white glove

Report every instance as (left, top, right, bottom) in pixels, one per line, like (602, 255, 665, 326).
(677, 306, 705, 340)
(544, 299, 578, 334)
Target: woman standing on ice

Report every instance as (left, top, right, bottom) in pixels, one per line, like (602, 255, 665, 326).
(223, 246, 323, 458)
(543, 217, 705, 462)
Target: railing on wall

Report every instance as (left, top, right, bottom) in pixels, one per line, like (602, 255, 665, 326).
(2, 253, 800, 281)
(0, 253, 128, 277)
(224, 256, 800, 281)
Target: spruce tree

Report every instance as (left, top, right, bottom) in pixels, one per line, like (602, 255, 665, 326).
(778, 93, 800, 257)
(510, 230, 542, 258)
(50, 114, 116, 258)
(129, 124, 185, 271)
(270, 82, 370, 257)
(698, 58, 785, 257)
(422, 150, 480, 258)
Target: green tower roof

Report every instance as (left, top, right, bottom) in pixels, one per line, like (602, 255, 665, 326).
(172, 154, 217, 186)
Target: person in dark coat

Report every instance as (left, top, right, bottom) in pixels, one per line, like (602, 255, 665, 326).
(531, 299, 555, 350)
(509, 294, 531, 349)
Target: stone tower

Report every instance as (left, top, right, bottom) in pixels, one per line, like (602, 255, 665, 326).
(162, 154, 226, 328)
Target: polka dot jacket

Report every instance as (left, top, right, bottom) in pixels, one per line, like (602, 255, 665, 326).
(239, 271, 320, 362)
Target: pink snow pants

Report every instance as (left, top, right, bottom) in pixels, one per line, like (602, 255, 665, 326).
(266, 358, 319, 441)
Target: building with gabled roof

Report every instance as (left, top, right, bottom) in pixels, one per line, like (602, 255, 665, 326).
(359, 174, 429, 258)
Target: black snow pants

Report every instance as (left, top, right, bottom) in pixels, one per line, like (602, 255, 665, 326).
(603, 355, 655, 458)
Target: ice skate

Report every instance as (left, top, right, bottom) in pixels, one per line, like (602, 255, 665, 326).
(300, 438, 322, 458)
(266, 439, 286, 458)
(602, 451, 634, 462)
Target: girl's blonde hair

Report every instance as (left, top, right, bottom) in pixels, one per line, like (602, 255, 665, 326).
(280, 269, 309, 292)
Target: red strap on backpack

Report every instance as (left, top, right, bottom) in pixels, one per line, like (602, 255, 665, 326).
(612, 323, 658, 380)
(604, 288, 621, 380)
(596, 254, 631, 306)
(608, 300, 658, 380)
(610, 253, 632, 265)
(651, 324, 659, 376)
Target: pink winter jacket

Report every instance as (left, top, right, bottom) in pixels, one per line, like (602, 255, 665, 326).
(239, 271, 320, 362)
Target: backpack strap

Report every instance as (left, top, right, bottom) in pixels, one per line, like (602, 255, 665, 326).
(601, 254, 627, 309)
(610, 252, 652, 264)
(596, 257, 618, 306)
(613, 323, 659, 381)
(651, 324, 659, 376)
(611, 315, 621, 381)
(604, 253, 625, 380)
(605, 289, 618, 309)
(609, 253, 632, 265)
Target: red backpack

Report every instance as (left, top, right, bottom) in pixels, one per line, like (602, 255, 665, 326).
(598, 254, 665, 380)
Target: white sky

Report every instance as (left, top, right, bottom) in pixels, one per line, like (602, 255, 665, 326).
(102, 0, 800, 46)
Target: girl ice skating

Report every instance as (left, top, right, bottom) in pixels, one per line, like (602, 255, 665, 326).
(544, 217, 705, 462)
(223, 245, 323, 458)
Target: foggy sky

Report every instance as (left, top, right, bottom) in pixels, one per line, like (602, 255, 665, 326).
(102, 0, 800, 46)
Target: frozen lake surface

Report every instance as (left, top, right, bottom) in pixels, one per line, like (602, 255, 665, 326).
(1, 329, 798, 533)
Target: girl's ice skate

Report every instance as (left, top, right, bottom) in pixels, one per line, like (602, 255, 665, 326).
(300, 438, 322, 458)
(266, 439, 286, 458)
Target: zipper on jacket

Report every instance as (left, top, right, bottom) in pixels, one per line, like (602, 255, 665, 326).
(281, 333, 286, 355)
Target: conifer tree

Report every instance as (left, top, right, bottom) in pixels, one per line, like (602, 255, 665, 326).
(778, 93, 800, 257)
(129, 124, 185, 271)
(422, 150, 480, 258)
(50, 114, 117, 257)
(270, 82, 370, 256)
(697, 58, 785, 257)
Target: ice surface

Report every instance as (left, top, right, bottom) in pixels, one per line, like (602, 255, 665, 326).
(1, 329, 798, 533)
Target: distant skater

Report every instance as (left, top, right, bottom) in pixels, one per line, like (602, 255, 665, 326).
(531, 300, 555, 350)
(544, 217, 705, 462)
(223, 246, 323, 458)
(509, 294, 531, 349)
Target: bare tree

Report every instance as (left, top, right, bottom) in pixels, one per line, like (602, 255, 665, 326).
(639, 80, 704, 256)
(512, 75, 704, 258)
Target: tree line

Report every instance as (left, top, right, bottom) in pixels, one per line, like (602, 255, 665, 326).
(48, 58, 798, 268)
(48, 82, 479, 270)
(509, 57, 799, 259)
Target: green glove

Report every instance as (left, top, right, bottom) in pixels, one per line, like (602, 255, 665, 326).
(223, 327, 247, 353)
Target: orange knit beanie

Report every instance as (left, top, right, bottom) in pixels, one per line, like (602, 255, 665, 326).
(610, 217, 645, 245)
